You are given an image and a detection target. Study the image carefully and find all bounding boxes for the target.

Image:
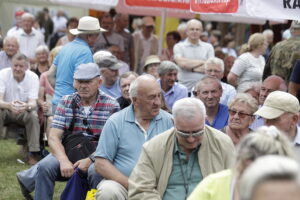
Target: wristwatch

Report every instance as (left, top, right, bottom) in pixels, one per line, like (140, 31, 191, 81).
(89, 154, 95, 162)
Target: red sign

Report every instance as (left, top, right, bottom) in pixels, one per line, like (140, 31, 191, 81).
(191, 0, 239, 13)
(125, 0, 190, 10)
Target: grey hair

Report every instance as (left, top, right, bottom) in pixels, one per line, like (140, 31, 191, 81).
(240, 155, 300, 200)
(238, 81, 261, 93)
(93, 50, 112, 66)
(187, 19, 203, 30)
(262, 29, 274, 36)
(12, 53, 29, 68)
(35, 45, 49, 55)
(228, 93, 258, 114)
(177, 22, 187, 32)
(157, 61, 179, 76)
(194, 75, 222, 92)
(3, 36, 18, 46)
(172, 97, 206, 123)
(235, 126, 295, 175)
(129, 74, 156, 98)
(205, 57, 225, 72)
(21, 12, 34, 20)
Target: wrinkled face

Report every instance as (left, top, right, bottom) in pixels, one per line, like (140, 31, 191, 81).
(73, 77, 101, 100)
(36, 51, 48, 64)
(205, 63, 224, 80)
(101, 68, 119, 86)
(101, 16, 114, 32)
(186, 21, 202, 41)
(133, 81, 162, 119)
(264, 113, 295, 134)
(196, 81, 222, 109)
(160, 70, 177, 90)
(22, 17, 34, 33)
(12, 59, 27, 81)
(252, 180, 300, 200)
(175, 114, 204, 153)
(4, 39, 19, 57)
(145, 63, 159, 78)
(259, 80, 279, 105)
(228, 102, 254, 130)
(120, 74, 137, 99)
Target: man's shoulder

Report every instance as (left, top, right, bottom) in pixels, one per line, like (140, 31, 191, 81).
(204, 125, 232, 143)
(221, 81, 236, 91)
(0, 68, 11, 78)
(143, 128, 174, 150)
(200, 40, 214, 49)
(173, 82, 188, 92)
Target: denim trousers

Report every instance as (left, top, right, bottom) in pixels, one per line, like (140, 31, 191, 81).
(17, 153, 102, 200)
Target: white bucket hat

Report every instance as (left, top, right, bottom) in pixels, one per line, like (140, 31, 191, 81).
(70, 16, 106, 35)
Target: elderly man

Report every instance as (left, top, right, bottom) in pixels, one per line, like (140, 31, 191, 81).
(0, 54, 40, 164)
(250, 75, 286, 130)
(48, 16, 105, 112)
(94, 53, 122, 99)
(158, 60, 188, 109)
(16, 63, 120, 200)
(0, 36, 19, 70)
(117, 71, 138, 109)
(174, 19, 214, 92)
(94, 74, 173, 199)
(194, 76, 229, 130)
(263, 20, 300, 83)
(204, 57, 236, 105)
(128, 97, 235, 199)
(15, 13, 45, 63)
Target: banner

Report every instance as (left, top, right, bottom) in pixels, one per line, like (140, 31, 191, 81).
(125, 0, 190, 10)
(49, 0, 118, 11)
(191, 0, 239, 13)
(246, 0, 300, 20)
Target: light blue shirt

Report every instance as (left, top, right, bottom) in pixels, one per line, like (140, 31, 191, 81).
(95, 104, 173, 177)
(52, 38, 93, 105)
(205, 104, 229, 130)
(220, 82, 236, 106)
(159, 80, 188, 109)
(100, 78, 121, 99)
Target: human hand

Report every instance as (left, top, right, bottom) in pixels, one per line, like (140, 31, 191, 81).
(73, 157, 92, 173)
(60, 159, 75, 177)
(193, 65, 204, 73)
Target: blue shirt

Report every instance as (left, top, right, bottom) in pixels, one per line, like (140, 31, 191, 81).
(52, 38, 93, 105)
(95, 104, 173, 177)
(205, 104, 229, 130)
(159, 80, 188, 109)
(100, 78, 121, 99)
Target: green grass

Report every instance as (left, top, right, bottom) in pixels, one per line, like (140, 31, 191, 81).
(0, 139, 66, 200)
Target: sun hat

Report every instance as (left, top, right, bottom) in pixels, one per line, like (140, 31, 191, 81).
(143, 55, 161, 71)
(142, 16, 155, 27)
(73, 63, 100, 80)
(97, 55, 121, 70)
(254, 91, 300, 119)
(70, 16, 106, 35)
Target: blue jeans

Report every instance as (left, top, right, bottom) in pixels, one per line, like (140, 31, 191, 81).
(17, 154, 102, 200)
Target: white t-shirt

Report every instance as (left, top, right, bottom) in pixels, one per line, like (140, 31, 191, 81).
(0, 68, 39, 102)
(230, 52, 265, 90)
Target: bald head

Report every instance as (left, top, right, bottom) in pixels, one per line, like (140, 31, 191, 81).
(259, 75, 287, 105)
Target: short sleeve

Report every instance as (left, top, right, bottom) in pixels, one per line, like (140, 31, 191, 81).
(230, 54, 248, 76)
(173, 43, 183, 58)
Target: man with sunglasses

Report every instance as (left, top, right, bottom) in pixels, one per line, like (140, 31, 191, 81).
(128, 97, 235, 200)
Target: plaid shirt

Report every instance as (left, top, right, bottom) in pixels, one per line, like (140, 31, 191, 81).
(52, 89, 120, 137)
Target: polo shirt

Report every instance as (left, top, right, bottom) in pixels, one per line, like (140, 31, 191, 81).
(173, 39, 214, 91)
(205, 104, 229, 130)
(52, 37, 93, 106)
(95, 104, 173, 177)
(0, 51, 11, 70)
(220, 82, 236, 106)
(163, 139, 202, 200)
(158, 80, 188, 109)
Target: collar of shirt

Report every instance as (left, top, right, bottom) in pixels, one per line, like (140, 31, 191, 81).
(125, 104, 162, 123)
(183, 38, 201, 47)
(20, 28, 35, 36)
(174, 135, 201, 159)
(74, 37, 90, 48)
(158, 79, 175, 95)
(293, 126, 300, 146)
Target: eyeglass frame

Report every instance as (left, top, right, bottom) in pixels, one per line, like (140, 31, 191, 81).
(228, 109, 253, 119)
(175, 127, 205, 138)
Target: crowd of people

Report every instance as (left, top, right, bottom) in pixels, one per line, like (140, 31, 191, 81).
(0, 7, 300, 200)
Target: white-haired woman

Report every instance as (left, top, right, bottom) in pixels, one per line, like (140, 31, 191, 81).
(31, 45, 49, 77)
(188, 126, 295, 200)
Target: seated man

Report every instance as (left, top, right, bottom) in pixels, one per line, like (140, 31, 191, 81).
(193, 76, 229, 129)
(0, 53, 40, 164)
(94, 74, 174, 199)
(128, 97, 235, 199)
(204, 57, 236, 106)
(117, 71, 138, 109)
(0, 36, 19, 70)
(158, 60, 188, 109)
(16, 63, 120, 200)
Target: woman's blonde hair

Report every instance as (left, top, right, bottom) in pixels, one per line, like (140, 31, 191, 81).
(228, 93, 258, 114)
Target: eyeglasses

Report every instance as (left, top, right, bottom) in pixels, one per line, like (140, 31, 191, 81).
(228, 109, 253, 119)
(176, 128, 205, 138)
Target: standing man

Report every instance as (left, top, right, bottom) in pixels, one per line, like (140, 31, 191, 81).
(133, 16, 158, 74)
(128, 98, 235, 199)
(0, 36, 19, 70)
(0, 54, 40, 164)
(263, 20, 300, 84)
(174, 19, 214, 93)
(194, 76, 229, 130)
(94, 74, 173, 199)
(158, 60, 188, 109)
(48, 16, 105, 112)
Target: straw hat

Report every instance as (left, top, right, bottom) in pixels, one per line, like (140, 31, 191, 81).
(70, 16, 106, 35)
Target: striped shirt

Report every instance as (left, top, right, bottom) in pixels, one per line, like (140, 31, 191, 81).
(52, 89, 120, 137)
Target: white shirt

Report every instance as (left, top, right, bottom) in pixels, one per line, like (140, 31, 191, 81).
(15, 28, 45, 59)
(52, 15, 67, 33)
(0, 68, 39, 102)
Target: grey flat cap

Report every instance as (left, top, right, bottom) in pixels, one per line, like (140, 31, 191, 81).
(73, 63, 100, 80)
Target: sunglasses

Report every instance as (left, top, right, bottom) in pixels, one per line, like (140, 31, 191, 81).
(176, 128, 204, 138)
(228, 109, 253, 119)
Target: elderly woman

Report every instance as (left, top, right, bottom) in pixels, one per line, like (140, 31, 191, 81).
(227, 33, 267, 90)
(31, 45, 50, 77)
(188, 126, 295, 200)
(143, 55, 160, 79)
(223, 93, 258, 145)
